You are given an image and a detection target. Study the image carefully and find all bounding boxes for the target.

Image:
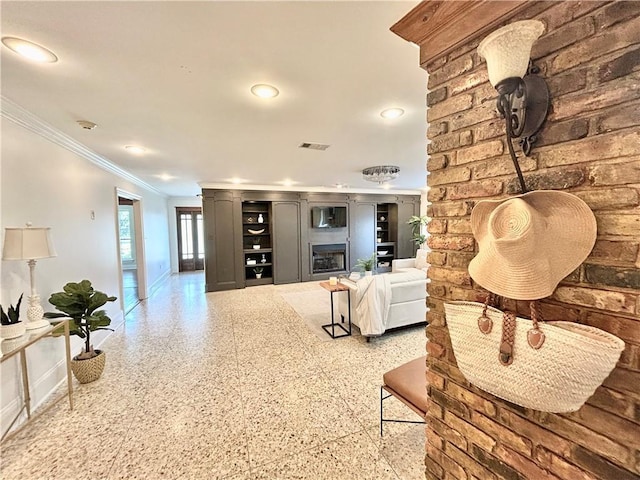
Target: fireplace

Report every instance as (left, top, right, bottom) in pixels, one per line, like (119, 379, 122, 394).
(312, 243, 346, 274)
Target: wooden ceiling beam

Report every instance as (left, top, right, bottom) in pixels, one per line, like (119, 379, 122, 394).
(391, 0, 529, 67)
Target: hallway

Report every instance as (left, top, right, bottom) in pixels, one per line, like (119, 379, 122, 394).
(1, 272, 426, 479)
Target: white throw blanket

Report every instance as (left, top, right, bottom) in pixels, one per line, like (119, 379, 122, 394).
(355, 274, 392, 336)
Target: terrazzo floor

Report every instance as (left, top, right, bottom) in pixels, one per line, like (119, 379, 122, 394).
(1, 272, 427, 479)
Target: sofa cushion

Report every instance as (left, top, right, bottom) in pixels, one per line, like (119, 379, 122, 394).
(387, 269, 427, 284)
(391, 279, 427, 304)
(415, 249, 428, 270)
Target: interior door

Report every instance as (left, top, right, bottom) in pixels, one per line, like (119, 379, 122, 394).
(116, 190, 147, 314)
(349, 202, 376, 271)
(118, 197, 139, 312)
(177, 207, 204, 271)
(273, 201, 301, 284)
(397, 201, 419, 258)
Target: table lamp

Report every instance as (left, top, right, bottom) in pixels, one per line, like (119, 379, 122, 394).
(2, 223, 56, 329)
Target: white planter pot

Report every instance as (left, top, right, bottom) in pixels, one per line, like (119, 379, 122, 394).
(256, 273, 263, 279)
(365, 271, 373, 277)
(1, 322, 26, 340)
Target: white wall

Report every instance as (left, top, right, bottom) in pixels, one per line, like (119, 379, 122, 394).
(167, 196, 202, 273)
(0, 119, 171, 434)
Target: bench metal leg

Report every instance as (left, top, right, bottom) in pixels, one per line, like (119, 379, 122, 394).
(380, 386, 426, 437)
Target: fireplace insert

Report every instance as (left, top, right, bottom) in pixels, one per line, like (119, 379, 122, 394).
(312, 243, 346, 274)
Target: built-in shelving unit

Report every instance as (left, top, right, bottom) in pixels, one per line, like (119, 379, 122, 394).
(203, 189, 421, 292)
(376, 242, 395, 273)
(376, 203, 396, 273)
(242, 201, 273, 286)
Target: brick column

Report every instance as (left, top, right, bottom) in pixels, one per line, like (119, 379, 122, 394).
(423, 2, 640, 479)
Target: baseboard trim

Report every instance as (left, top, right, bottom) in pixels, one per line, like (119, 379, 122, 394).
(148, 269, 171, 297)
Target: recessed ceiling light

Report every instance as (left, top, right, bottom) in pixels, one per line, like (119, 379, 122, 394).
(230, 177, 247, 184)
(335, 183, 347, 189)
(125, 145, 146, 155)
(251, 84, 279, 98)
(2, 37, 58, 63)
(381, 184, 391, 190)
(280, 179, 297, 187)
(380, 108, 405, 119)
(158, 173, 174, 181)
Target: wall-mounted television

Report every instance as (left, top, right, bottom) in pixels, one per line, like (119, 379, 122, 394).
(311, 206, 347, 228)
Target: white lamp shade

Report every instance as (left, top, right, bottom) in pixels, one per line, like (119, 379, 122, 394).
(478, 20, 545, 87)
(2, 226, 57, 260)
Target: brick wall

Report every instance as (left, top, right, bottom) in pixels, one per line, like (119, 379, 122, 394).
(424, 2, 640, 479)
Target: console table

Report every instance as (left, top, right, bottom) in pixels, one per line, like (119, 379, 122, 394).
(319, 281, 351, 339)
(0, 319, 74, 442)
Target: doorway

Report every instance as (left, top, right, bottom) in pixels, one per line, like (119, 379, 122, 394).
(117, 191, 146, 314)
(176, 207, 204, 271)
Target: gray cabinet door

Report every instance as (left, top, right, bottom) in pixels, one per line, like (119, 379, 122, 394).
(349, 202, 376, 270)
(273, 201, 301, 284)
(397, 200, 419, 258)
(203, 193, 243, 291)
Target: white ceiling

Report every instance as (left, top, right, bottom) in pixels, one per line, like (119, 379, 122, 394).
(1, 1, 427, 197)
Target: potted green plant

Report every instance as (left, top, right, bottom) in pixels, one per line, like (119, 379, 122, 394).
(253, 266, 264, 279)
(1, 294, 26, 339)
(356, 253, 376, 276)
(44, 280, 117, 384)
(407, 215, 429, 246)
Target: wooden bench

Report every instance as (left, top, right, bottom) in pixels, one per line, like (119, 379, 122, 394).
(380, 356, 428, 436)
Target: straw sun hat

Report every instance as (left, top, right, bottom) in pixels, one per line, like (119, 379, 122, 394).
(468, 190, 597, 300)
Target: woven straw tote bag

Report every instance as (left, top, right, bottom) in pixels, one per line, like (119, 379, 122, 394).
(444, 301, 625, 413)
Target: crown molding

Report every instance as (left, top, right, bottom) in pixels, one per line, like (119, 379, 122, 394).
(1, 95, 165, 197)
(198, 182, 423, 196)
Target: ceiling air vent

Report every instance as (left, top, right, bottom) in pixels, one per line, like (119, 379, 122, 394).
(299, 142, 330, 151)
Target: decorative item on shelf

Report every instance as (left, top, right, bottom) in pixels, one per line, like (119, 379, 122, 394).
(252, 238, 261, 250)
(477, 20, 549, 194)
(246, 217, 254, 223)
(257, 213, 264, 224)
(2, 223, 57, 330)
(247, 258, 257, 265)
(378, 262, 390, 268)
(362, 166, 400, 184)
(378, 250, 388, 256)
(261, 254, 267, 264)
(356, 253, 376, 276)
(379, 216, 386, 221)
(377, 238, 382, 243)
(247, 228, 265, 235)
(0, 294, 26, 339)
(44, 280, 117, 384)
(376, 226, 382, 231)
(253, 267, 264, 279)
(407, 215, 429, 246)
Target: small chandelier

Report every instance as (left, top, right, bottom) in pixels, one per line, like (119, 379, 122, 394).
(362, 165, 400, 184)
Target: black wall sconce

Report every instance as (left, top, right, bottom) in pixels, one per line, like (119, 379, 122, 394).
(478, 20, 549, 194)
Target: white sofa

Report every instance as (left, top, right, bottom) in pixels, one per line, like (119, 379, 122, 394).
(392, 248, 430, 273)
(337, 269, 427, 339)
